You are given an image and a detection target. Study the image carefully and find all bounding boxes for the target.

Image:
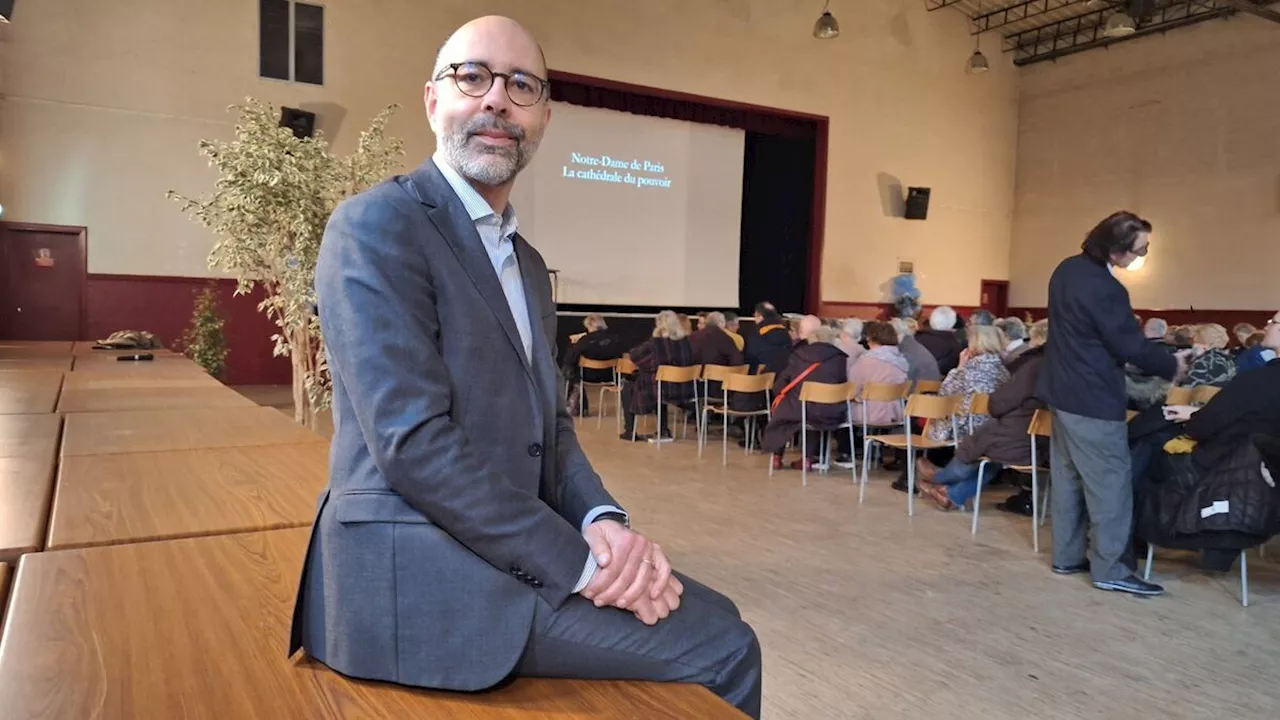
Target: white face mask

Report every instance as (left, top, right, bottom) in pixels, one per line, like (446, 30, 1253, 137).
(1262, 349, 1278, 363)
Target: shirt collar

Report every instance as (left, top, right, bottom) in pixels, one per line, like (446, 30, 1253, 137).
(1006, 339, 1025, 353)
(434, 153, 518, 235)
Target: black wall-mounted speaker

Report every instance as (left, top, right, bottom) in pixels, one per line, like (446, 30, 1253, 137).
(0, 0, 16, 23)
(905, 187, 931, 220)
(280, 107, 317, 139)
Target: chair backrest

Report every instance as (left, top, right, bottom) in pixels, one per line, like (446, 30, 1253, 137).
(1027, 408, 1052, 437)
(1165, 386, 1193, 405)
(579, 357, 619, 371)
(913, 379, 942, 394)
(702, 364, 749, 382)
(1126, 409, 1139, 422)
(968, 393, 991, 417)
(1192, 385, 1222, 405)
(616, 357, 639, 375)
(656, 364, 703, 384)
(799, 381, 855, 404)
(860, 382, 911, 403)
(904, 393, 959, 420)
(723, 372, 774, 394)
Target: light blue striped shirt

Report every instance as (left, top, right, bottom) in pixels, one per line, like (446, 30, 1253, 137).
(433, 155, 625, 594)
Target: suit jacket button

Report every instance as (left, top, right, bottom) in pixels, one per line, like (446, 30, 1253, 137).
(528, 443, 543, 458)
(529, 578, 543, 588)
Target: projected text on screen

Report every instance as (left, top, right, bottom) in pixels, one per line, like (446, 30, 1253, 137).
(563, 152, 673, 189)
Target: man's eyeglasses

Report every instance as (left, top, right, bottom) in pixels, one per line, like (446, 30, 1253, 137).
(1131, 243, 1149, 257)
(434, 62, 548, 107)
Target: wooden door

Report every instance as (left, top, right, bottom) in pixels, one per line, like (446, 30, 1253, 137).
(979, 279, 1009, 317)
(0, 223, 87, 341)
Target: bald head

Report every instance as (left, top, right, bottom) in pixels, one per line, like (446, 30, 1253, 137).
(434, 16, 546, 79)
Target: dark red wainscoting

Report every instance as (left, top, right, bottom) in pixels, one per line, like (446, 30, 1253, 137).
(87, 274, 290, 385)
(819, 301, 981, 321)
(1011, 307, 1276, 331)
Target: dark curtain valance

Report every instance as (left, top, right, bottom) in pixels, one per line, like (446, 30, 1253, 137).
(548, 72, 818, 140)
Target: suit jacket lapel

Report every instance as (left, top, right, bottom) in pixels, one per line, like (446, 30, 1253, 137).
(409, 160, 534, 376)
(515, 235, 558, 411)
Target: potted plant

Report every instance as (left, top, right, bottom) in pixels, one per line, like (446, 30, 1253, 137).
(181, 284, 229, 380)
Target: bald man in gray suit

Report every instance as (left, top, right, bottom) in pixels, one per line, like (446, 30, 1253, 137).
(288, 15, 761, 717)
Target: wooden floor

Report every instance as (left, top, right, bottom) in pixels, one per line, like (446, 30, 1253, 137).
(230, 390, 1280, 719)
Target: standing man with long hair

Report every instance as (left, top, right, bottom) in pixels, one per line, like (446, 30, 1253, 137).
(1037, 211, 1187, 596)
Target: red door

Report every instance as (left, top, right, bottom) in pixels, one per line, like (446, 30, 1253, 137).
(0, 223, 86, 341)
(979, 279, 1009, 317)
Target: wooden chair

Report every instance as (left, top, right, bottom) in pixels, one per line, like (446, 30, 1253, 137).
(856, 382, 912, 490)
(636, 364, 702, 448)
(576, 357, 620, 428)
(913, 379, 942, 394)
(700, 364, 749, 411)
(769, 381, 857, 487)
(1165, 386, 1193, 406)
(605, 356, 639, 433)
(699, 372, 775, 465)
(972, 408, 1053, 552)
(967, 393, 991, 435)
(1192, 385, 1222, 405)
(862, 394, 960, 515)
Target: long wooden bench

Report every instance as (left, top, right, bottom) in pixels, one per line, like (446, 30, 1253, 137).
(0, 370, 64, 414)
(48, 444, 328, 550)
(62, 407, 326, 457)
(0, 414, 61, 564)
(0, 529, 744, 718)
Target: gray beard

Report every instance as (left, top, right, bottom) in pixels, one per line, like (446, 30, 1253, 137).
(441, 125, 539, 187)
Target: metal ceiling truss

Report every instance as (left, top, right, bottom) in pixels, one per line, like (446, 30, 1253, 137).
(927, 0, 1278, 66)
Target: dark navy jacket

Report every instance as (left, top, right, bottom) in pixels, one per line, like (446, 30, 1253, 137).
(1036, 253, 1177, 421)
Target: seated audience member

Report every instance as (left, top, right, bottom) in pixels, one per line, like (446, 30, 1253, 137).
(1168, 324, 1195, 349)
(562, 313, 624, 414)
(917, 322, 1049, 510)
(917, 306, 963, 375)
(848, 321, 909, 427)
(1184, 323, 1236, 388)
(1136, 317, 1280, 571)
(1236, 316, 1276, 372)
(1231, 323, 1257, 352)
(621, 310, 696, 442)
(997, 316, 1030, 365)
(723, 312, 746, 352)
(968, 309, 996, 328)
(690, 311, 745, 368)
(837, 318, 867, 370)
(1144, 317, 1170, 347)
(929, 325, 1011, 444)
(761, 326, 849, 470)
(695, 311, 709, 331)
(678, 313, 694, 338)
(744, 301, 792, 375)
(890, 318, 943, 383)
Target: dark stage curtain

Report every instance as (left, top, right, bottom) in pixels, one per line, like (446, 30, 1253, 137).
(738, 132, 814, 314)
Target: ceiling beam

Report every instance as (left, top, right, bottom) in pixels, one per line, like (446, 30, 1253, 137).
(1215, 0, 1280, 22)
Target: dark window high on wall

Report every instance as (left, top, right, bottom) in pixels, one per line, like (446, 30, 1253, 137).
(260, 0, 324, 85)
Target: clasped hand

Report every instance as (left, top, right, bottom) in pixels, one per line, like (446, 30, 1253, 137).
(580, 520, 683, 625)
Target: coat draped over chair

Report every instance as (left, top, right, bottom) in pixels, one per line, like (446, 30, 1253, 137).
(761, 342, 849, 454)
(625, 337, 696, 417)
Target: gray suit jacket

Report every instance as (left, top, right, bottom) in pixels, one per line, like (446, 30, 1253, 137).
(289, 159, 622, 691)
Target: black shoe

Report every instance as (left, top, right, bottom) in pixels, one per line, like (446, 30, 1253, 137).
(891, 472, 920, 494)
(1052, 561, 1090, 575)
(998, 490, 1035, 517)
(1093, 575, 1164, 596)
(619, 432, 647, 442)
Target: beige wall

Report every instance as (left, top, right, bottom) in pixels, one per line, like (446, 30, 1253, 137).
(1010, 16, 1280, 311)
(0, 0, 1018, 306)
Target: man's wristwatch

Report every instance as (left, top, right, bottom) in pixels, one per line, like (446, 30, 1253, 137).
(593, 511, 630, 528)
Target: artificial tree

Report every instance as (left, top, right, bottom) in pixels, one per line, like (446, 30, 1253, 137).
(181, 284, 229, 380)
(169, 98, 404, 428)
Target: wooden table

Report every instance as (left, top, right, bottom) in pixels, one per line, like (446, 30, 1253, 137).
(0, 341, 73, 356)
(0, 528, 742, 719)
(60, 369, 219, 392)
(0, 371, 64, 414)
(47, 444, 328, 550)
(0, 357, 73, 373)
(72, 341, 174, 356)
(56, 385, 256, 413)
(0, 415, 61, 564)
(0, 561, 8, 627)
(62, 407, 326, 457)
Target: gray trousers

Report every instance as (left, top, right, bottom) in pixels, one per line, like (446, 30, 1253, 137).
(1049, 409, 1135, 582)
(514, 571, 762, 718)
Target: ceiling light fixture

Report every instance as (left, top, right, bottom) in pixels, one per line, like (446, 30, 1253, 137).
(1103, 11, 1137, 37)
(968, 2, 989, 74)
(813, 1, 839, 39)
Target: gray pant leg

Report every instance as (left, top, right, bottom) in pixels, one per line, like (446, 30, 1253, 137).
(514, 572, 763, 719)
(1050, 409, 1089, 569)
(1055, 410, 1135, 582)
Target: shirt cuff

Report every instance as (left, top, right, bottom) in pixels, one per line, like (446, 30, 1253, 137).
(580, 504, 628, 534)
(572, 552, 598, 594)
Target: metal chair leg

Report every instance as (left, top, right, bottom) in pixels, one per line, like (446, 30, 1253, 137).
(907, 447, 916, 517)
(1144, 544, 1155, 581)
(859, 438, 872, 505)
(1031, 466, 1040, 553)
(972, 459, 989, 536)
(1241, 550, 1249, 608)
(722, 412, 729, 466)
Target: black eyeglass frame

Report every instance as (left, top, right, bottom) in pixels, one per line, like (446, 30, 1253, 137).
(433, 62, 550, 107)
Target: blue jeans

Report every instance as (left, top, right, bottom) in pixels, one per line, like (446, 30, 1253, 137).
(933, 457, 1002, 507)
